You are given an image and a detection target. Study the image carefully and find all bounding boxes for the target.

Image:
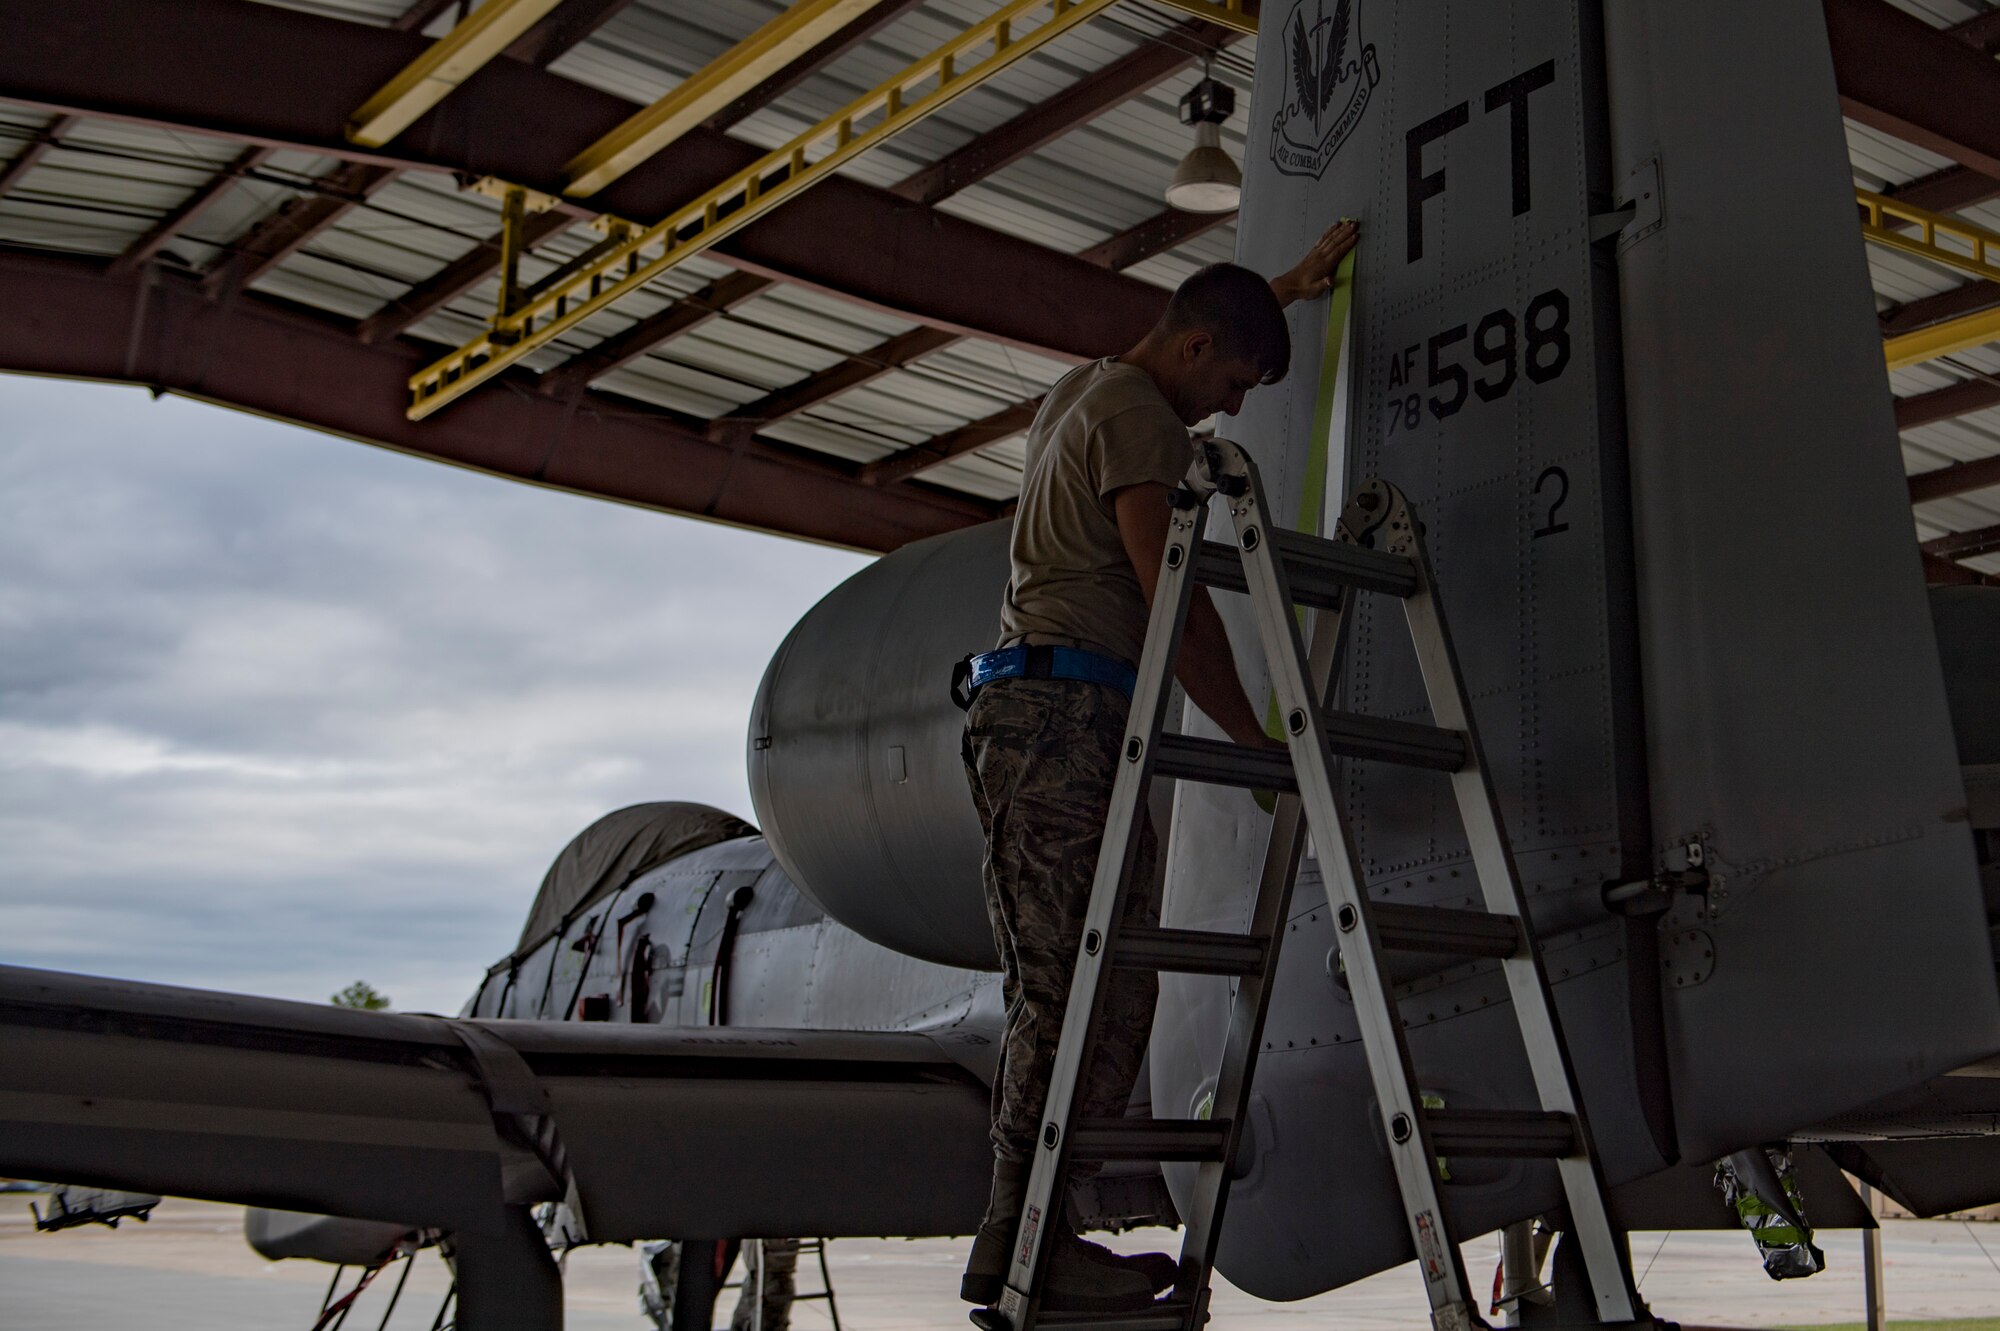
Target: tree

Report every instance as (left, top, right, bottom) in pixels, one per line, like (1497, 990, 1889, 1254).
(331, 980, 391, 1010)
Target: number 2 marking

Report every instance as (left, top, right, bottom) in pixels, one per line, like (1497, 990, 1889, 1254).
(1533, 465, 1570, 538)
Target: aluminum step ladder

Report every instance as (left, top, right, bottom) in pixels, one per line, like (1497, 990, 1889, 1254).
(973, 438, 1643, 1331)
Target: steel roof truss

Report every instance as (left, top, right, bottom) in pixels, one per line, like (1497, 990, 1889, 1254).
(1860, 189, 2000, 368)
(347, 0, 568, 148)
(406, 0, 1125, 420)
(1142, 0, 1256, 35)
(562, 0, 887, 198)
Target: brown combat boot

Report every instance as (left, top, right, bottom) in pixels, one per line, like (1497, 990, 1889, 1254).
(1040, 1234, 1161, 1312)
(960, 1161, 1024, 1305)
(1070, 1236, 1180, 1296)
(961, 1170, 1160, 1312)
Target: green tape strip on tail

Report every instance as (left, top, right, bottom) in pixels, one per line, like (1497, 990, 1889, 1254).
(1298, 244, 1360, 539)
(1261, 243, 1361, 764)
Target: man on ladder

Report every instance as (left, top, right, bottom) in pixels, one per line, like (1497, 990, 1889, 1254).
(954, 220, 1359, 1315)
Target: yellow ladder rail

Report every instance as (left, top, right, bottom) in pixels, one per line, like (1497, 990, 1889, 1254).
(1859, 188, 2000, 288)
(1858, 189, 2000, 369)
(407, 0, 1122, 420)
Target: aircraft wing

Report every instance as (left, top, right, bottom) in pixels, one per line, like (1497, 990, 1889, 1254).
(0, 964, 991, 1242)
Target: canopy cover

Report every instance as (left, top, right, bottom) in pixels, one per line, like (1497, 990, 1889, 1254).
(518, 802, 756, 949)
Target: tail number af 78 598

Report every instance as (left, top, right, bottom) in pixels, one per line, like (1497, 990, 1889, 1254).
(1384, 287, 1571, 435)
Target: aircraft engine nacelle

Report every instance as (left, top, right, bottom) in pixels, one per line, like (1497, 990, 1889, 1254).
(747, 520, 1011, 970)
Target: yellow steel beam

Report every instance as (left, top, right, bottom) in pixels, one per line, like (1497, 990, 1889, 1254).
(1143, 0, 1257, 34)
(1859, 187, 2000, 287)
(347, 0, 568, 148)
(409, 0, 1124, 420)
(1885, 305, 2000, 371)
(564, 0, 887, 198)
(1859, 189, 2000, 368)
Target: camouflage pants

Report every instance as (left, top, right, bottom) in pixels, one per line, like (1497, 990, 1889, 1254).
(962, 677, 1159, 1165)
(730, 1238, 801, 1331)
(643, 1239, 800, 1331)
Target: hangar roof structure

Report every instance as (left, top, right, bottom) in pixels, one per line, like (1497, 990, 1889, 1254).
(0, 0, 1998, 577)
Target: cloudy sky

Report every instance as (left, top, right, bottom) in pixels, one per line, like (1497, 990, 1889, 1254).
(0, 373, 869, 1014)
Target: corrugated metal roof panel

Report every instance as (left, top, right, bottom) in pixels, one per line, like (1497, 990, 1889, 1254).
(2, 0, 1993, 559)
(919, 435, 1032, 498)
(249, 0, 410, 25)
(1882, 0, 1986, 26)
(1847, 118, 1959, 187)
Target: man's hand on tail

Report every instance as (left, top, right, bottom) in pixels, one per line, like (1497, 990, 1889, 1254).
(1271, 218, 1359, 307)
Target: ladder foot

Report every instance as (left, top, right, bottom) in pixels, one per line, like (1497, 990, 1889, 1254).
(1034, 1299, 1201, 1331)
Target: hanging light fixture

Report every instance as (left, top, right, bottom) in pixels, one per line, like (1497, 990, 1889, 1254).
(1165, 72, 1240, 214)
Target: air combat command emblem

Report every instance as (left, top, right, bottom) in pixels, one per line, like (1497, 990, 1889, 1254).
(1270, 0, 1381, 179)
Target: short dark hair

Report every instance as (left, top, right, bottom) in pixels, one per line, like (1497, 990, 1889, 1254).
(1159, 262, 1291, 385)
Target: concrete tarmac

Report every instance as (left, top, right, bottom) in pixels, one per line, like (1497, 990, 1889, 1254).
(6, 1197, 2000, 1329)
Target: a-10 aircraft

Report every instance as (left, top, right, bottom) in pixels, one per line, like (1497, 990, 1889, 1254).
(7, 0, 2000, 1329)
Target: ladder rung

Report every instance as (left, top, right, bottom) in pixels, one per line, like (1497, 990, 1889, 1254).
(1114, 926, 1268, 976)
(1324, 711, 1466, 771)
(1193, 530, 1419, 607)
(1426, 1108, 1575, 1159)
(1369, 902, 1521, 958)
(1070, 1117, 1229, 1162)
(1152, 733, 1295, 792)
(1032, 1305, 1195, 1331)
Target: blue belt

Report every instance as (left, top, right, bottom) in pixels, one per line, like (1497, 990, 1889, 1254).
(951, 645, 1136, 709)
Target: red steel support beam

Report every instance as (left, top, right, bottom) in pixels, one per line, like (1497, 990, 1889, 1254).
(1923, 521, 2000, 561)
(1923, 552, 2000, 586)
(852, 196, 1234, 482)
(699, 0, 929, 134)
(529, 0, 932, 390)
(504, 0, 642, 68)
(112, 145, 273, 277)
(1827, 0, 2000, 433)
(1897, 379, 2000, 432)
(849, 200, 1236, 485)
(680, 13, 1242, 420)
(1826, 0, 2000, 181)
(697, 190, 1221, 458)
(356, 208, 575, 343)
(1078, 206, 1233, 270)
(537, 269, 775, 398)
(0, 113, 75, 200)
(1949, 10, 2000, 55)
(1873, 168, 2000, 354)
(820, 198, 1229, 479)
(390, 0, 461, 33)
(891, 17, 1241, 206)
(859, 401, 1041, 486)
(349, 0, 642, 336)
(1880, 280, 2000, 338)
(0, 0, 1165, 361)
(202, 160, 399, 298)
(0, 249, 988, 551)
(1910, 453, 2000, 504)
(708, 326, 963, 437)
(1883, 165, 2000, 223)
(678, 199, 1223, 450)
(362, 0, 841, 340)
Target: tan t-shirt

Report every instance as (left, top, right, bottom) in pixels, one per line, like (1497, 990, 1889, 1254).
(998, 359, 1193, 666)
